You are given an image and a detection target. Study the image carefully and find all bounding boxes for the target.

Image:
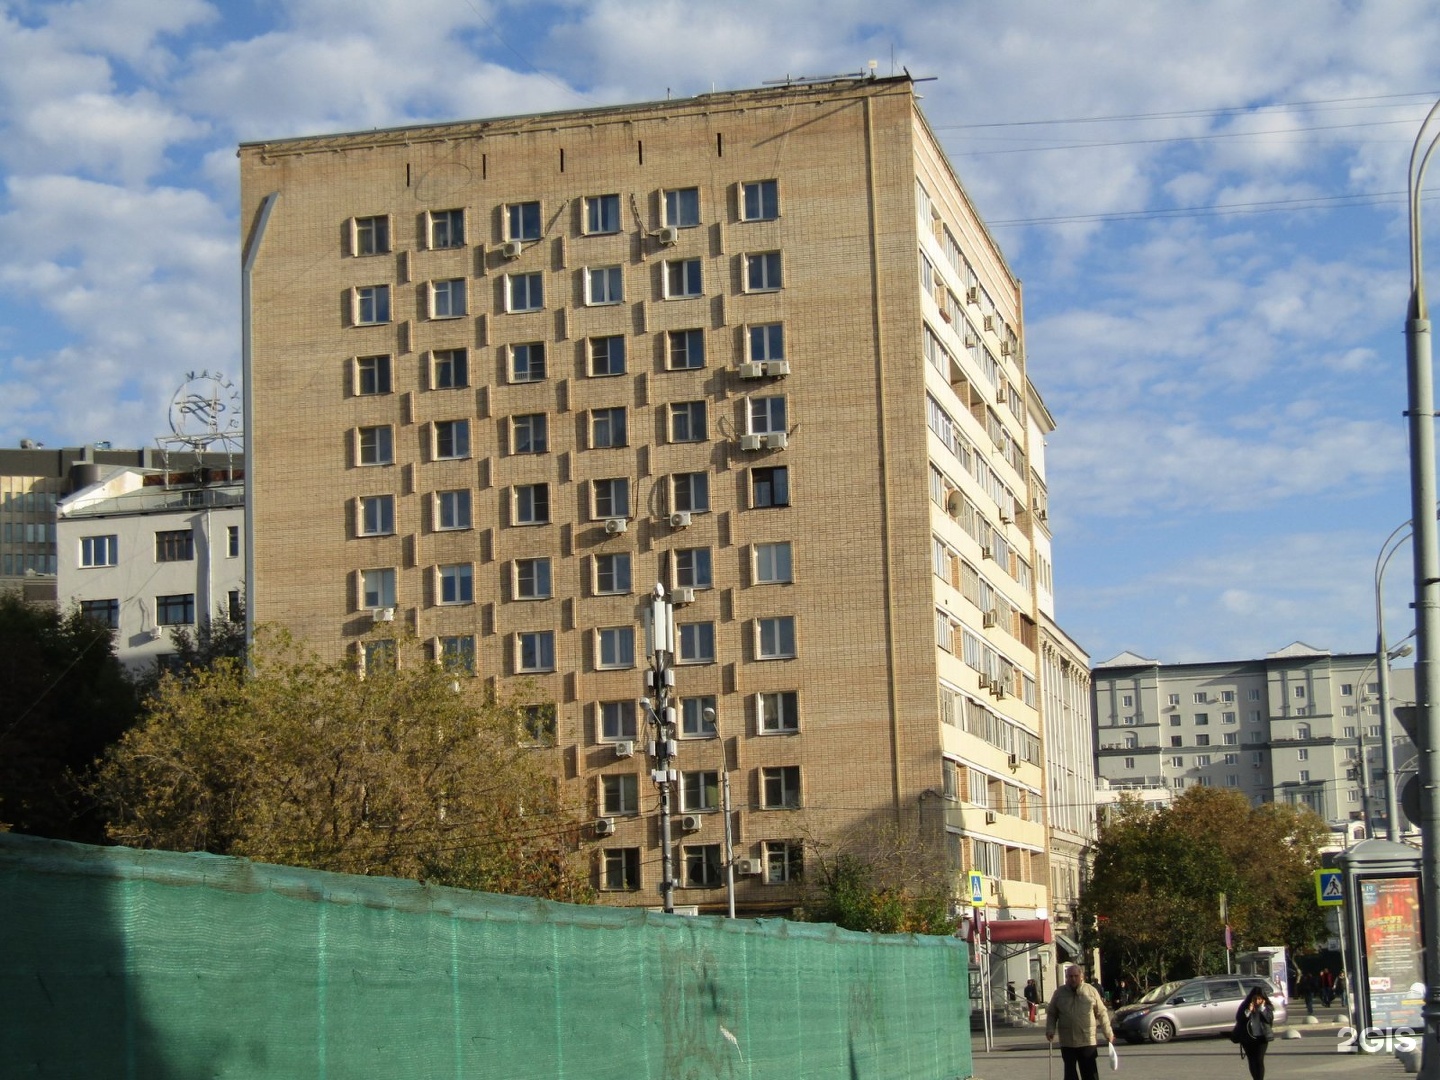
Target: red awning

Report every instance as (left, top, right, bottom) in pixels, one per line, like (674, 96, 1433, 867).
(965, 918, 1052, 945)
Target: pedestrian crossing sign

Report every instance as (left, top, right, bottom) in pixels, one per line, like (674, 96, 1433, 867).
(968, 870, 985, 907)
(1315, 869, 1344, 906)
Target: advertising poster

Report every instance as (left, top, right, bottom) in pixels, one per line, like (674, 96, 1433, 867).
(1359, 875, 1425, 1031)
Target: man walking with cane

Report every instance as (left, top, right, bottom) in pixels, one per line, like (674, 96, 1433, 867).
(1046, 965, 1114, 1080)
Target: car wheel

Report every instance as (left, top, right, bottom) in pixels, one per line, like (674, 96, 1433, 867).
(1148, 1018, 1176, 1043)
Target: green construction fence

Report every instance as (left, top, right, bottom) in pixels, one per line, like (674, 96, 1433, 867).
(0, 833, 972, 1079)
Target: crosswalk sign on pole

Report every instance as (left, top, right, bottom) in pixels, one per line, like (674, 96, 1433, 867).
(968, 870, 985, 908)
(1315, 869, 1344, 906)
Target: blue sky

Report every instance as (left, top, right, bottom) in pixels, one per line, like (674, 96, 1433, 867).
(2, 0, 1437, 665)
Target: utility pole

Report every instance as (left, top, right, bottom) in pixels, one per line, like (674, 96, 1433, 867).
(643, 584, 678, 913)
(706, 706, 736, 919)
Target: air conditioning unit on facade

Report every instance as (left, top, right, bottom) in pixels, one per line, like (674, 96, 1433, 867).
(982, 610, 998, 628)
(1001, 341, 1014, 357)
(984, 315, 997, 331)
(966, 287, 979, 304)
(761, 432, 787, 450)
(502, 240, 524, 259)
(1008, 752, 1020, 768)
(738, 362, 766, 380)
(999, 509, 1012, 524)
(614, 740, 635, 759)
(740, 433, 763, 451)
(993, 683, 1007, 700)
(981, 546, 994, 560)
(680, 814, 702, 833)
(371, 607, 396, 623)
(658, 226, 679, 245)
(595, 817, 616, 837)
(736, 858, 763, 876)
(604, 517, 628, 535)
(984, 810, 997, 824)
(669, 511, 692, 528)
(672, 587, 695, 605)
(764, 360, 791, 377)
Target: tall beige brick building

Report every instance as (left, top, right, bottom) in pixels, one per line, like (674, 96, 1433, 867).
(239, 75, 1091, 934)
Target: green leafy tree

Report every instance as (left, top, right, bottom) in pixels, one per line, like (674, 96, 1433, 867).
(1078, 788, 1327, 987)
(96, 631, 591, 903)
(0, 594, 139, 840)
(801, 819, 958, 935)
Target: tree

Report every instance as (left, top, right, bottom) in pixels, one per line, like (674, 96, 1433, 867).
(133, 595, 248, 697)
(800, 818, 958, 935)
(0, 594, 139, 840)
(1077, 788, 1328, 987)
(96, 631, 591, 903)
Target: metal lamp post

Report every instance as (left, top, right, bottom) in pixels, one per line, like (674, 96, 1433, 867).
(1376, 521, 1414, 841)
(1403, 97, 1440, 1077)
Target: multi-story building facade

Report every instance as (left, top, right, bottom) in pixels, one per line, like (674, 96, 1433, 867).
(240, 75, 1084, 933)
(56, 466, 245, 672)
(1092, 644, 1417, 839)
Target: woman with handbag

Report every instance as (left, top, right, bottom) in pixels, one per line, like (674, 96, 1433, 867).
(1235, 987, 1275, 1080)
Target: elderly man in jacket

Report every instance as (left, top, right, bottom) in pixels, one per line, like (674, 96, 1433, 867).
(1046, 965, 1114, 1080)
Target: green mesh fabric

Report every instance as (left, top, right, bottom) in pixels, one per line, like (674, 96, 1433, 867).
(0, 834, 972, 1079)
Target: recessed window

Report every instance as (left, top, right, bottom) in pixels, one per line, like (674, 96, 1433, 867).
(515, 558, 552, 600)
(155, 530, 195, 563)
(586, 266, 624, 305)
(511, 413, 548, 455)
(592, 478, 630, 519)
(668, 329, 705, 370)
(1297, 747, 1309, 761)
(361, 568, 396, 609)
(741, 180, 779, 221)
(761, 765, 801, 808)
(595, 553, 632, 595)
(1196, 733, 1210, 746)
(751, 466, 789, 508)
(357, 426, 394, 466)
(1223, 712, 1237, 724)
(600, 700, 637, 740)
(507, 201, 541, 241)
(677, 621, 715, 664)
(438, 563, 474, 605)
(591, 407, 627, 449)
(435, 489, 472, 531)
(363, 639, 396, 673)
(748, 395, 787, 435)
(433, 419, 470, 460)
(431, 348, 468, 390)
(514, 484, 550, 525)
(1195, 713, 1209, 725)
(757, 616, 796, 659)
(352, 215, 390, 255)
(1224, 733, 1238, 745)
(671, 472, 709, 514)
(1170, 736, 1182, 747)
(156, 593, 195, 626)
(764, 840, 803, 884)
(602, 848, 640, 890)
(517, 630, 555, 672)
(354, 285, 391, 325)
(523, 704, 556, 744)
(681, 695, 717, 737)
(1294, 685, 1306, 699)
(682, 771, 720, 812)
(80, 535, 118, 567)
(670, 401, 707, 442)
(745, 252, 782, 292)
(673, 547, 712, 589)
(589, 335, 626, 377)
(1248, 689, 1261, 701)
(664, 258, 702, 298)
(430, 278, 467, 319)
(754, 542, 793, 584)
(506, 272, 544, 312)
(429, 208, 465, 249)
(684, 844, 723, 888)
(1221, 690, 1236, 702)
(665, 187, 700, 228)
(80, 598, 120, 628)
(585, 194, 621, 235)
(356, 354, 391, 395)
(510, 342, 546, 383)
(439, 635, 475, 675)
(603, 774, 639, 816)
(1122, 694, 1134, 707)
(748, 323, 784, 362)
(758, 691, 799, 733)
(1341, 683, 1354, 696)
(227, 526, 240, 558)
(597, 627, 635, 669)
(1168, 693, 1180, 706)
(359, 495, 395, 536)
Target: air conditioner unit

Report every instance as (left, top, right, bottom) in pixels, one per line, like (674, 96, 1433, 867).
(738, 362, 765, 380)
(761, 432, 787, 450)
(739, 433, 763, 451)
(982, 610, 998, 628)
(984, 315, 996, 331)
(981, 546, 994, 560)
(1000, 341, 1014, 357)
(502, 239, 524, 259)
(142, 627, 163, 642)
(604, 517, 628, 535)
(680, 814, 702, 833)
(964, 333, 978, 348)
(735, 857, 763, 876)
(763, 360, 791, 377)
(1036, 508, 1048, 522)
(977, 674, 991, 690)
(993, 683, 1007, 700)
(614, 740, 635, 759)
(371, 607, 396, 623)
(966, 287, 979, 304)
(984, 810, 997, 824)
(658, 226, 680, 245)
(999, 509, 1013, 524)
(595, 817, 616, 837)
(1008, 752, 1020, 768)
(672, 587, 695, 605)
(669, 511, 692, 528)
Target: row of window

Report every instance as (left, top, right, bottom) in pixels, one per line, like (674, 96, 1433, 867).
(601, 836, 800, 892)
(349, 252, 783, 326)
(77, 526, 242, 568)
(600, 764, 801, 818)
(2, 521, 55, 544)
(80, 590, 243, 630)
(349, 181, 782, 257)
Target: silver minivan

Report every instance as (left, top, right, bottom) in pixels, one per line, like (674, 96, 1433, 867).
(1114, 975, 1287, 1043)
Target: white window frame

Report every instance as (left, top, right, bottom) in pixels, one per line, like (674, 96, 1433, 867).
(599, 700, 638, 741)
(757, 691, 799, 734)
(509, 341, 545, 383)
(747, 395, 787, 435)
(428, 208, 465, 249)
(358, 494, 395, 537)
(355, 354, 392, 396)
(664, 187, 700, 228)
(744, 252, 783, 292)
(671, 472, 709, 514)
(592, 478, 630, 520)
(764, 840, 802, 884)
(753, 542, 793, 585)
(514, 484, 550, 525)
(360, 567, 397, 609)
(681, 770, 720, 812)
(664, 258, 702, 299)
(585, 265, 624, 305)
(594, 552, 632, 595)
(510, 413, 548, 455)
(517, 630, 556, 673)
(602, 774, 639, 816)
(677, 621, 715, 664)
(437, 563, 474, 605)
(681, 695, 718, 738)
(357, 425, 394, 466)
(589, 335, 626, 377)
(435, 489, 472, 531)
(80, 534, 119, 567)
(506, 272, 544, 313)
(351, 215, 390, 256)
(591, 407, 627, 449)
(438, 635, 476, 675)
(429, 278, 467, 319)
(669, 401, 707, 442)
(514, 558, 553, 600)
(507, 201, 541, 241)
(756, 616, 797, 659)
(672, 547, 713, 589)
(741, 180, 779, 222)
(584, 193, 621, 235)
(761, 765, 801, 809)
(433, 419, 471, 461)
(748, 323, 784, 362)
(431, 348, 468, 390)
(667, 328, 705, 370)
(353, 284, 391, 325)
(596, 626, 636, 670)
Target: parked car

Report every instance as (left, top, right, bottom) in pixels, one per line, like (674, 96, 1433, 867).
(1114, 975, 1288, 1043)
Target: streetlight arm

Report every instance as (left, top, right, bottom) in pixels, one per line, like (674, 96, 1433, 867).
(1409, 97, 1440, 311)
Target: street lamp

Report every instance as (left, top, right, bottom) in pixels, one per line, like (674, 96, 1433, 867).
(702, 706, 737, 919)
(1403, 97, 1440, 1075)
(1354, 641, 1414, 839)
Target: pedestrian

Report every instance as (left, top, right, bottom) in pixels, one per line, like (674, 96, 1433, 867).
(1335, 970, 1347, 1006)
(1008, 981, 1018, 1002)
(1024, 977, 1041, 1023)
(1298, 971, 1315, 1015)
(1046, 964, 1115, 1080)
(1235, 985, 1274, 1080)
(1116, 979, 1131, 1007)
(1318, 967, 1334, 1008)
